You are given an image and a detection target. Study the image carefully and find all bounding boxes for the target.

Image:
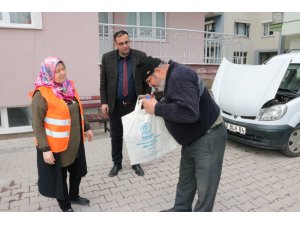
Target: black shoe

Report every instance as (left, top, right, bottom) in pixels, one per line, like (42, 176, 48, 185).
(70, 196, 90, 206)
(160, 208, 175, 212)
(109, 165, 122, 177)
(63, 208, 74, 212)
(132, 164, 144, 176)
(161, 208, 191, 212)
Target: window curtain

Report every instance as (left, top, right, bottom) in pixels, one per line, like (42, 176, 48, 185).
(9, 12, 31, 24)
(140, 12, 152, 37)
(126, 13, 137, 37)
(98, 12, 109, 36)
(156, 12, 166, 38)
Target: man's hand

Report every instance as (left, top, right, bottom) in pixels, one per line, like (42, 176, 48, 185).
(85, 129, 94, 142)
(101, 104, 109, 118)
(141, 97, 158, 114)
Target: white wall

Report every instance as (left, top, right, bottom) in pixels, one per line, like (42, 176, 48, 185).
(223, 12, 280, 64)
(282, 12, 300, 36)
(0, 12, 100, 108)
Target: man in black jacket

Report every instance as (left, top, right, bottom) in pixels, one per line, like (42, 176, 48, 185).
(139, 56, 227, 212)
(100, 30, 147, 177)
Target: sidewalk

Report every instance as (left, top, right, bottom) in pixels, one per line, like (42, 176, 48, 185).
(1, 129, 300, 212)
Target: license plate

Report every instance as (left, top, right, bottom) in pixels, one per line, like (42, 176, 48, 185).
(225, 122, 246, 135)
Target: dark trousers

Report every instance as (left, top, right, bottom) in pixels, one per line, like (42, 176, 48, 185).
(56, 158, 81, 211)
(109, 101, 142, 167)
(173, 123, 227, 212)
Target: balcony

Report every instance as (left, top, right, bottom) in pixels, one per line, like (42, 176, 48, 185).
(99, 23, 245, 65)
(269, 12, 284, 32)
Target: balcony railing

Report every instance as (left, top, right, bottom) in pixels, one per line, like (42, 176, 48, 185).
(99, 23, 245, 65)
(269, 12, 284, 32)
(272, 12, 284, 24)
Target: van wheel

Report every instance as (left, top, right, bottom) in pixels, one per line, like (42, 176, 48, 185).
(281, 125, 300, 157)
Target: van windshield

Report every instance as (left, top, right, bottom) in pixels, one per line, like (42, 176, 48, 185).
(279, 64, 300, 93)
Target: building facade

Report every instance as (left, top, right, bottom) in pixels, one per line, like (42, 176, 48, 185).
(1, 12, 280, 134)
(281, 12, 300, 50)
(205, 12, 281, 65)
(0, 12, 100, 134)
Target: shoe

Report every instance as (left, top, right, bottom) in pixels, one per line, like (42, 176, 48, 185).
(109, 165, 122, 177)
(160, 208, 191, 212)
(132, 164, 144, 176)
(160, 208, 175, 212)
(70, 196, 90, 206)
(63, 208, 74, 212)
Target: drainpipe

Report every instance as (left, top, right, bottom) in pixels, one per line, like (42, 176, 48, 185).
(278, 35, 285, 54)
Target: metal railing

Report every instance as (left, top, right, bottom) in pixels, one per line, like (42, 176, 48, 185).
(99, 23, 245, 65)
(272, 12, 284, 24)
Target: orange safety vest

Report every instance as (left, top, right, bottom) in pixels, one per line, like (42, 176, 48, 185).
(30, 81, 84, 153)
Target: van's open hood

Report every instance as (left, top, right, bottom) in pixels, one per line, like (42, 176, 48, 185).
(212, 58, 291, 116)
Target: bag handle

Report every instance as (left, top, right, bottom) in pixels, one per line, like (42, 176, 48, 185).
(134, 98, 143, 112)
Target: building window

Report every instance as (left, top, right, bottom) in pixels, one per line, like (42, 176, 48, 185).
(0, 107, 33, 134)
(234, 22, 250, 37)
(126, 12, 166, 39)
(205, 20, 215, 33)
(98, 12, 113, 37)
(233, 51, 247, 64)
(7, 107, 32, 127)
(259, 52, 277, 64)
(262, 22, 274, 36)
(0, 12, 42, 29)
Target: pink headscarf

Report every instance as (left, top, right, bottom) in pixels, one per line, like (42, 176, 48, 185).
(35, 56, 75, 101)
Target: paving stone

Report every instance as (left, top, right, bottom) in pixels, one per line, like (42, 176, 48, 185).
(98, 181, 116, 191)
(143, 205, 163, 212)
(90, 195, 106, 205)
(9, 197, 29, 208)
(105, 192, 123, 202)
(0, 189, 11, 198)
(1, 195, 19, 204)
(99, 200, 119, 211)
(213, 201, 229, 212)
(116, 196, 136, 206)
(122, 189, 139, 198)
(11, 186, 29, 196)
(93, 189, 111, 198)
(0, 202, 9, 210)
(2, 133, 300, 212)
(146, 197, 165, 206)
(133, 192, 152, 202)
(109, 185, 127, 194)
(80, 205, 101, 212)
(19, 202, 40, 212)
(82, 184, 100, 194)
(128, 200, 150, 212)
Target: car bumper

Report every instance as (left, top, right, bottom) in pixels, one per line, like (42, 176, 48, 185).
(223, 118, 294, 150)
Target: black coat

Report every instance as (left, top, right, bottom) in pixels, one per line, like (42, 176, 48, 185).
(36, 139, 87, 200)
(100, 49, 148, 113)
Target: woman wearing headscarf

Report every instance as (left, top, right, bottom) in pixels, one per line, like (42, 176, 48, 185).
(30, 56, 94, 212)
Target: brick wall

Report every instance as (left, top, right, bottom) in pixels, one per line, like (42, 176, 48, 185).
(186, 64, 219, 89)
(100, 64, 219, 89)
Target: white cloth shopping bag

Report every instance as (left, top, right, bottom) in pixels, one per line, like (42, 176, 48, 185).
(122, 100, 179, 165)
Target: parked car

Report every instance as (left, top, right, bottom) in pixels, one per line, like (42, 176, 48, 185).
(212, 51, 300, 157)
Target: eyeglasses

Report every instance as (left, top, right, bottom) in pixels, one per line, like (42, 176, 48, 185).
(145, 75, 152, 84)
(117, 41, 130, 46)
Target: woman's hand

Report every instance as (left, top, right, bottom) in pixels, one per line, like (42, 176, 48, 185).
(85, 129, 94, 142)
(43, 151, 55, 164)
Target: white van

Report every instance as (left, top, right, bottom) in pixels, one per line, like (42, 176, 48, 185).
(212, 51, 300, 157)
